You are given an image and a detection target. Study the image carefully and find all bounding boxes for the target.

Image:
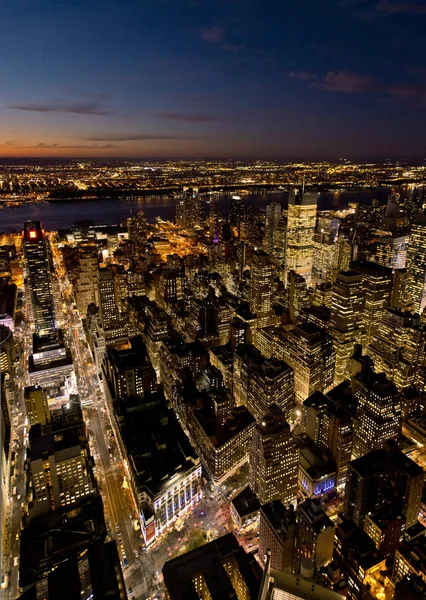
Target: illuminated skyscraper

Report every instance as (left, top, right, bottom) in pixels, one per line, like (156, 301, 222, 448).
(406, 213, 426, 314)
(95, 267, 127, 345)
(229, 195, 244, 236)
(24, 386, 50, 426)
(127, 210, 147, 248)
(350, 260, 392, 348)
(284, 190, 317, 287)
(352, 362, 401, 459)
(264, 202, 282, 254)
(250, 405, 298, 506)
(209, 195, 220, 242)
(277, 323, 335, 405)
(330, 270, 365, 385)
(249, 250, 275, 327)
(368, 308, 426, 390)
(292, 499, 335, 575)
(176, 187, 204, 231)
(75, 250, 98, 317)
(22, 221, 56, 336)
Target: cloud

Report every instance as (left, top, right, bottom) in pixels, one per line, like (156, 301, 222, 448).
(5, 140, 16, 146)
(376, 1, 426, 14)
(200, 26, 224, 43)
(156, 112, 233, 122)
(313, 71, 373, 93)
(199, 25, 243, 52)
(289, 71, 317, 81)
(35, 143, 115, 148)
(7, 100, 110, 116)
(83, 133, 198, 142)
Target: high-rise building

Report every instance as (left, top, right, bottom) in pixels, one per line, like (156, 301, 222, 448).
(1, 374, 11, 580)
(127, 210, 147, 247)
(209, 195, 220, 243)
(292, 498, 335, 575)
(24, 386, 50, 426)
(277, 323, 335, 405)
(243, 206, 262, 247)
(259, 501, 296, 572)
(0, 325, 15, 373)
(27, 407, 97, 519)
(352, 362, 401, 459)
(229, 195, 244, 236)
(330, 270, 365, 384)
(333, 519, 386, 600)
(284, 190, 317, 287)
(368, 308, 426, 390)
(333, 235, 352, 280)
(350, 260, 392, 347)
(264, 202, 282, 254)
(406, 213, 426, 314)
(250, 405, 298, 506)
(162, 533, 262, 600)
(175, 187, 204, 231)
(75, 250, 98, 317)
(233, 344, 295, 422)
(303, 391, 353, 488)
(393, 536, 426, 585)
(344, 441, 423, 529)
(249, 250, 275, 327)
(22, 221, 56, 336)
(95, 267, 127, 345)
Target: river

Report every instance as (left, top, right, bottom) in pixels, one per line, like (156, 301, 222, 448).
(0, 189, 390, 232)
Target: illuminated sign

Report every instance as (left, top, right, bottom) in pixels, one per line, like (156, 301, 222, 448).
(29, 231, 37, 239)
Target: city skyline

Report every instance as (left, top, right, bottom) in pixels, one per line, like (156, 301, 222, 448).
(2, 0, 426, 159)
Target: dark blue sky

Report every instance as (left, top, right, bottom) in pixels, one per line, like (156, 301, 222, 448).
(1, 0, 426, 159)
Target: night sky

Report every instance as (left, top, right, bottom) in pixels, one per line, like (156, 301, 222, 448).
(1, 0, 426, 159)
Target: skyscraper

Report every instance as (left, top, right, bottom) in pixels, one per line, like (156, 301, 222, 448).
(249, 250, 275, 326)
(250, 405, 298, 506)
(284, 190, 317, 287)
(350, 260, 392, 347)
(264, 202, 281, 254)
(24, 386, 50, 426)
(368, 308, 426, 390)
(75, 250, 98, 317)
(330, 270, 365, 384)
(292, 498, 335, 575)
(352, 363, 401, 459)
(406, 213, 426, 314)
(175, 187, 204, 231)
(229, 195, 244, 236)
(22, 221, 56, 336)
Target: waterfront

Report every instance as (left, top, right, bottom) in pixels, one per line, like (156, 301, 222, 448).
(0, 189, 391, 231)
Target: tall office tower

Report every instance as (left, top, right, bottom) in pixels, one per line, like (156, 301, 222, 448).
(406, 213, 426, 314)
(344, 441, 423, 529)
(292, 498, 335, 575)
(333, 235, 351, 280)
(352, 363, 401, 459)
(24, 386, 50, 426)
(249, 250, 275, 327)
(243, 206, 262, 247)
(368, 235, 409, 270)
(287, 270, 308, 323)
(391, 269, 409, 309)
(368, 309, 426, 390)
(333, 520, 386, 600)
(127, 210, 147, 247)
(284, 190, 317, 287)
(95, 267, 127, 345)
(258, 501, 296, 572)
(75, 250, 98, 317)
(264, 202, 282, 254)
(209, 195, 220, 243)
(330, 270, 365, 384)
(312, 234, 335, 284)
(22, 221, 56, 335)
(105, 336, 157, 400)
(175, 187, 204, 231)
(229, 195, 244, 237)
(28, 405, 97, 519)
(250, 405, 298, 506)
(163, 533, 262, 600)
(303, 391, 353, 488)
(273, 212, 287, 266)
(350, 261, 392, 348)
(233, 345, 294, 422)
(279, 323, 335, 405)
